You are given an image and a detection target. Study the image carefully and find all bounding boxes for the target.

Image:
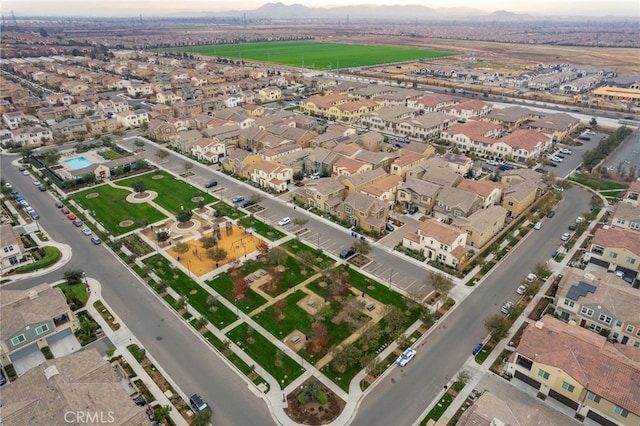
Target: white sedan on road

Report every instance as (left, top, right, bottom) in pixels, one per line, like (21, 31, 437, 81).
(396, 347, 417, 367)
(278, 217, 291, 226)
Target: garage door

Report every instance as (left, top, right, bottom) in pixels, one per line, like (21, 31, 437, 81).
(587, 409, 618, 426)
(46, 328, 73, 345)
(514, 370, 541, 390)
(548, 389, 579, 410)
(10, 343, 40, 362)
(589, 257, 610, 269)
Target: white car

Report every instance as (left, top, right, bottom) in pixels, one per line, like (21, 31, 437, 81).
(517, 284, 528, 295)
(33, 180, 41, 186)
(550, 156, 563, 163)
(560, 148, 572, 155)
(396, 347, 416, 367)
(576, 216, 585, 223)
(22, 170, 30, 176)
(278, 217, 291, 226)
(486, 160, 499, 166)
(534, 222, 542, 230)
(501, 301, 514, 314)
(561, 232, 571, 241)
(82, 228, 92, 236)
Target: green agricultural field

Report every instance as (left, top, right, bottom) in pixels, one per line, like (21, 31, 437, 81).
(167, 41, 457, 70)
(71, 185, 167, 236)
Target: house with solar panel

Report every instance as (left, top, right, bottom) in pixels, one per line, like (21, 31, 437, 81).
(554, 267, 640, 346)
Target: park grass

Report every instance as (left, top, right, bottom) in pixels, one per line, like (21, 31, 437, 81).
(101, 150, 123, 160)
(281, 239, 336, 270)
(237, 216, 285, 241)
(345, 267, 411, 313)
(569, 176, 627, 192)
(206, 274, 267, 313)
(226, 322, 304, 386)
(71, 184, 166, 236)
(212, 202, 247, 220)
(54, 282, 89, 308)
(117, 171, 217, 213)
(143, 254, 237, 328)
(166, 41, 457, 70)
(14, 246, 61, 273)
(252, 290, 311, 339)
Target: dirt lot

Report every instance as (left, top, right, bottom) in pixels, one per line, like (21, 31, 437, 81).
(328, 35, 640, 73)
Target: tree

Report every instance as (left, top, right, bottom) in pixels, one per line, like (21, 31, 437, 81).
(384, 306, 406, 337)
(134, 139, 145, 150)
(191, 409, 212, 426)
(64, 269, 85, 284)
(428, 271, 454, 298)
(266, 246, 287, 266)
(255, 239, 270, 256)
(249, 193, 264, 205)
(297, 251, 317, 273)
(267, 266, 281, 293)
(200, 236, 218, 249)
(273, 299, 287, 321)
(457, 370, 472, 385)
(484, 314, 510, 342)
(351, 238, 372, 256)
(156, 231, 170, 242)
(420, 308, 436, 327)
(589, 117, 598, 127)
(231, 271, 249, 300)
(174, 242, 189, 256)
(327, 267, 350, 296)
(343, 296, 363, 321)
(132, 179, 146, 194)
(331, 345, 361, 373)
(532, 262, 551, 280)
(182, 161, 194, 175)
(176, 209, 193, 224)
(206, 247, 227, 267)
(155, 149, 170, 164)
(310, 322, 329, 353)
(40, 150, 61, 166)
(153, 405, 172, 423)
(359, 324, 382, 350)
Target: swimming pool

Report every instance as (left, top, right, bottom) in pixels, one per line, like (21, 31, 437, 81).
(64, 156, 93, 170)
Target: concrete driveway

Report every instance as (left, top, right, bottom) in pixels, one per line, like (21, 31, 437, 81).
(49, 333, 82, 359)
(13, 349, 46, 377)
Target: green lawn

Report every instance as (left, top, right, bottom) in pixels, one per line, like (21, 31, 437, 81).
(14, 246, 61, 273)
(345, 267, 411, 313)
(143, 254, 237, 328)
(252, 290, 311, 339)
(117, 171, 217, 213)
(167, 41, 457, 70)
(237, 216, 285, 241)
(282, 240, 336, 270)
(212, 202, 247, 220)
(569, 176, 627, 192)
(206, 274, 267, 313)
(71, 184, 166, 236)
(54, 282, 89, 308)
(226, 322, 304, 386)
(421, 393, 454, 424)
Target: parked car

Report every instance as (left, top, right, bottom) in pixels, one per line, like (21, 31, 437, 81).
(90, 236, 102, 245)
(55, 201, 64, 208)
(32, 180, 41, 186)
(575, 140, 584, 146)
(67, 213, 77, 220)
(534, 222, 542, 230)
(561, 232, 571, 241)
(239, 199, 255, 208)
(82, 228, 92, 236)
(546, 211, 555, 218)
(18, 166, 25, 172)
(339, 248, 355, 259)
(386, 223, 395, 232)
(551, 185, 563, 192)
(278, 217, 291, 226)
(550, 156, 563, 163)
(517, 284, 528, 295)
(499, 164, 515, 171)
(486, 160, 499, 166)
(555, 154, 565, 159)
(473, 343, 483, 355)
(568, 224, 576, 231)
(38, 185, 47, 192)
(526, 273, 537, 282)
(4, 182, 12, 188)
(576, 216, 585, 223)
(395, 347, 417, 367)
(231, 195, 245, 203)
(310, 172, 321, 180)
(73, 219, 83, 227)
(22, 170, 30, 175)
(204, 180, 218, 188)
(189, 394, 210, 412)
(500, 301, 514, 314)
(560, 148, 572, 155)
(61, 207, 70, 214)
(29, 211, 40, 220)
(407, 206, 419, 215)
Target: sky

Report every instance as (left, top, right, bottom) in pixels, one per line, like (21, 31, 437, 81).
(2, 0, 637, 17)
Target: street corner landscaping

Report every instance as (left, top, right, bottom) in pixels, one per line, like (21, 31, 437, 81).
(285, 377, 346, 425)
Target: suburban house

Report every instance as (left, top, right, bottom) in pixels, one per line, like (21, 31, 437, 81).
(414, 158, 464, 188)
(10, 126, 53, 146)
(0, 349, 148, 425)
(499, 129, 553, 162)
(191, 138, 226, 164)
(360, 174, 403, 203)
(390, 151, 429, 179)
(293, 178, 346, 212)
(440, 152, 474, 175)
(396, 178, 442, 215)
(83, 114, 120, 135)
(338, 168, 387, 194)
(50, 118, 88, 139)
(453, 205, 508, 249)
(396, 112, 454, 140)
(0, 225, 26, 272)
(505, 316, 640, 425)
(333, 156, 372, 177)
(250, 160, 293, 193)
(147, 119, 177, 142)
(554, 268, 640, 346)
(502, 179, 538, 218)
(587, 227, 640, 280)
(623, 180, 640, 205)
(2, 111, 27, 129)
(0, 284, 80, 369)
(484, 105, 539, 132)
(170, 129, 203, 153)
(115, 109, 149, 129)
(221, 149, 262, 178)
(258, 86, 282, 102)
(433, 186, 484, 223)
(456, 179, 503, 208)
(333, 192, 389, 234)
(610, 202, 640, 232)
(528, 112, 580, 142)
(402, 218, 468, 268)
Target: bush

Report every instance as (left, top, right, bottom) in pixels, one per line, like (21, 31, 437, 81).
(480, 261, 496, 275)
(41, 346, 54, 359)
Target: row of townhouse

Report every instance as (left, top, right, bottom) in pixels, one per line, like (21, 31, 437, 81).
(506, 315, 640, 426)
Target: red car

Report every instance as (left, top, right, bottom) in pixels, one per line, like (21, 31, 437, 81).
(67, 213, 77, 220)
(61, 207, 70, 214)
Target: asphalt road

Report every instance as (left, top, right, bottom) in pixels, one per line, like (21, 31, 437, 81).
(351, 186, 592, 426)
(1, 153, 272, 426)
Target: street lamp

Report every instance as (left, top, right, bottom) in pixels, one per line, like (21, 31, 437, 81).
(281, 379, 285, 403)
